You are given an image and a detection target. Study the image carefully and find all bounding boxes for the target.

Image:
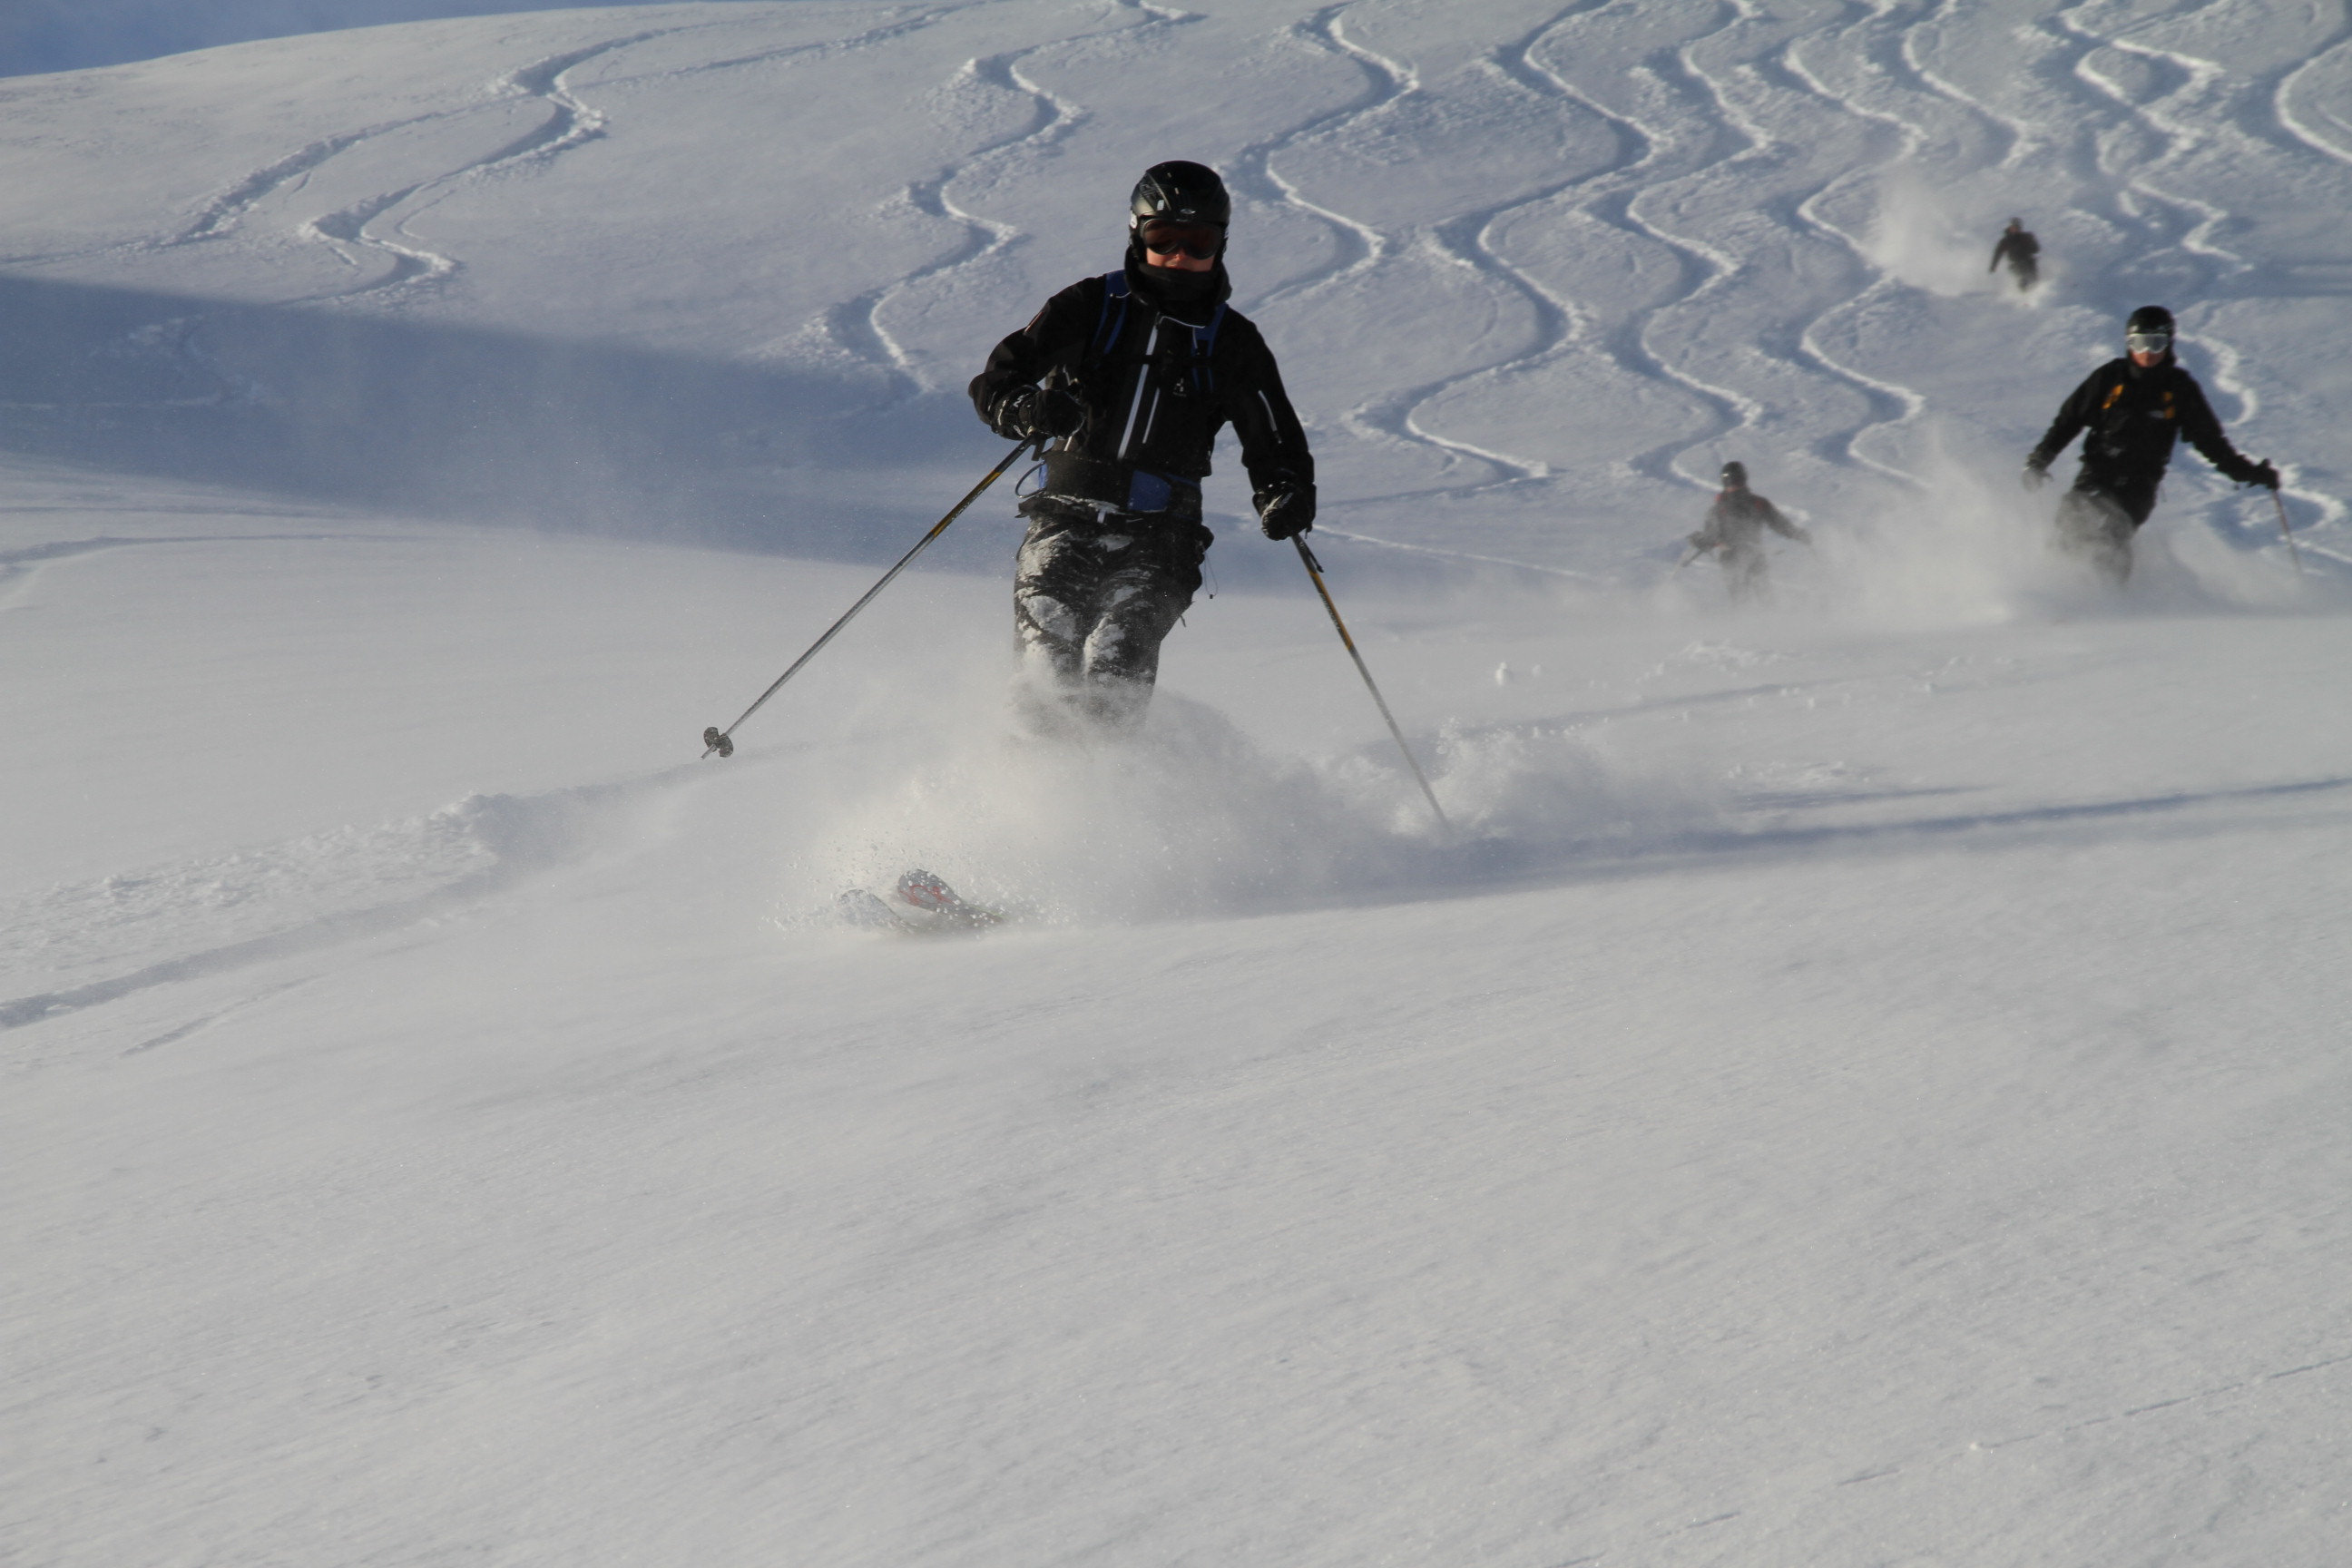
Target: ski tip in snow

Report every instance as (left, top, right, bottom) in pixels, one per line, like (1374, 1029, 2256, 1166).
(830, 869, 1009, 936)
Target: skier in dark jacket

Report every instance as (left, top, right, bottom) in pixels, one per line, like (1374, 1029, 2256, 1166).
(970, 161, 1316, 730)
(1685, 461, 1810, 601)
(2022, 305, 2278, 582)
(1989, 219, 2040, 293)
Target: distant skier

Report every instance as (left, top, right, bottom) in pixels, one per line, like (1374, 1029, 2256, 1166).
(970, 161, 1317, 730)
(1684, 461, 1811, 602)
(2021, 305, 2278, 583)
(1990, 218, 2040, 293)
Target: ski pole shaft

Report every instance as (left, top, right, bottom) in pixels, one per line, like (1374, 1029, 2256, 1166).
(1292, 536, 1451, 835)
(702, 437, 1039, 758)
(2272, 487, 2303, 573)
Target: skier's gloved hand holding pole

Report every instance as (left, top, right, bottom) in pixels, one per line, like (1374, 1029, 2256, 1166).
(2240, 458, 2300, 570)
(990, 384, 1083, 443)
(2021, 457, 2051, 493)
(1255, 475, 1316, 540)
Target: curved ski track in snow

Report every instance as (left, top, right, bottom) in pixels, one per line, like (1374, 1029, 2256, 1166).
(2058, 18, 2246, 291)
(819, 48, 1071, 403)
(290, 30, 701, 308)
(862, 20, 1159, 399)
(608, 2, 1084, 398)
(1774, 9, 1962, 487)
(1241, 3, 1747, 510)
(714, 0, 1201, 401)
(1299, 17, 1557, 493)
(1610, 13, 1845, 484)
(1903, 0, 2039, 174)
(1517, 14, 1766, 493)
(2276, 38, 2352, 166)
(1230, 5, 1400, 317)
(1750, 16, 1939, 487)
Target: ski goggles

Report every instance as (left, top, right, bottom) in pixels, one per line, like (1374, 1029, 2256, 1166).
(2125, 329, 2173, 353)
(1138, 219, 1221, 260)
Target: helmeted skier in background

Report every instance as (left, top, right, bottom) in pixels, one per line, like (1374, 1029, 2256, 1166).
(1990, 218, 2040, 293)
(1685, 461, 1810, 602)
(969, 161, 1316, 731)
(2022, 305, 2278, 583)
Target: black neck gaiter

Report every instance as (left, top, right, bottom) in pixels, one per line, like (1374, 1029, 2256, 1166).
(1125, 243, 1232, 312)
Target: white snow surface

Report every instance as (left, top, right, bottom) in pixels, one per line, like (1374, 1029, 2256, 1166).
(5, 3, 2351, 1563)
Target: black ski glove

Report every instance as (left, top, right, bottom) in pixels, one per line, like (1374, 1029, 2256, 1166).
(990, 385, 1082, 442)
(2240, 459, 2280, 491)
(1254, 479, 1316, 540)
(2021, 457, 2051, 492)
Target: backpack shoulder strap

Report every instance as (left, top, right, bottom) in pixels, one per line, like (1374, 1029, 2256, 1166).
(1090, 270, 1132, 361)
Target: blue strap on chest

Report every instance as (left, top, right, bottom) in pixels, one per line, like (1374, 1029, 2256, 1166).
(1092, 270, 1227, 393)
(1091, 270, 1132, 360)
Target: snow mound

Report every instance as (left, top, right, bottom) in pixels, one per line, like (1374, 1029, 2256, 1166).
(0, 783, 662, 1015)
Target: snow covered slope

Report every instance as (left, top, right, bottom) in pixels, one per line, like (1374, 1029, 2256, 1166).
(5, 0, 2347, 574)
(5, 4, 2349, 1564)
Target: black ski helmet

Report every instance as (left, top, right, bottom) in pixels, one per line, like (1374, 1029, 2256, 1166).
(1130, 161, 1230, 230)
(2126, 304, 2174, 337)
(1720, 460, 1748, 489)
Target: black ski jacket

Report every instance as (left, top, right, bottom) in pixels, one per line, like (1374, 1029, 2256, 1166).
(1692, 489, 1805, 554)
(2028, 355, 2257, 491)
(1990, 230, 2039, 272)
(970, 257, 1313, 514)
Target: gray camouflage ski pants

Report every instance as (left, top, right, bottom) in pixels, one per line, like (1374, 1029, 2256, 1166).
(1012, 500, 1210, 730)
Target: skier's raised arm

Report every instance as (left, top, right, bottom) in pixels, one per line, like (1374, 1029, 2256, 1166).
(1763, 500, 1810, 544)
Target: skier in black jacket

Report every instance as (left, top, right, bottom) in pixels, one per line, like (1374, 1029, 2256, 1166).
(1989, 219, 2039, 293)
(970, 161, 1316, 730)
(2022, 305, 2278, 582)
(1685, 461, 1810, 601)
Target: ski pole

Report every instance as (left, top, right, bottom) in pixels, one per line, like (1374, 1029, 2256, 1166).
(1291, 535, 1452, 835)
(2271, 487, 2304, 574)
(701, 437, 1040, 758)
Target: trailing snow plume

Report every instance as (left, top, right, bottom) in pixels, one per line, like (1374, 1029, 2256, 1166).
(791, 694, 1387, 922)
(2131, 509, 2352, 611)
(780, 676, 1725, 926)
(1797, 425, 2140, 623)
(1429, 719, 1724, 849)
(1860, 166, 2032, 299)
(1808, 440, 2330, 624)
